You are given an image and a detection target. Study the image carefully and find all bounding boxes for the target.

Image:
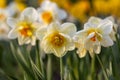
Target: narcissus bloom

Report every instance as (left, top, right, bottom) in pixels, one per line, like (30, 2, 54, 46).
(7, 7, 40, 45)
(74, 17, 114, 58)
(37, 0, 67, 25)
(36, 22, 76, 57)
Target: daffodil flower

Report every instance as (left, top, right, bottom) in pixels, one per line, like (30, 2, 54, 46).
(36, 22, 76, 57)
(7, 7, 40, 45)
(37, 0, 67, 25)
(74, 17, 114, 58)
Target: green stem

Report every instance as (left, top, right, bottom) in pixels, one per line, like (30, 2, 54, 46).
(36, 41, 45, 79)
(115, 34, 120, 51)
(91, 55, 95, 80)
(47, 55, 52, 80)
(60, 57, 63, 80)
(96, 55, 108, 80)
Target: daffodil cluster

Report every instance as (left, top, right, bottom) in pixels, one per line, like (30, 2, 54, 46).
(7, 0, 117, 58)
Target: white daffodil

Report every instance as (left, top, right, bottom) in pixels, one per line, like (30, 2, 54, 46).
(74, 17, 114, 58)
(0, 22, 10, 40)
(36, 22, 76, 57)
(7, 7, 40, 45)
(0, 8, 11, 40)
(37, 0, 67, 25)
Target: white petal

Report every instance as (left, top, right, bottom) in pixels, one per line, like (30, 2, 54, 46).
(18, 35, 31, 45)
(61, 23, 77, 37)
(74, 30, 86, 39)
(84, 17, 101, 29)
(88, 16, 101, 25)
(18, 35, 24, 45)
(7, 18, 17, 28)
(98, 19, 113, 35)
(60, 33, 75, 51)
(93, 43, 101, 54)
(21, 7, 38, 22)
(31, 36, 36, 45)
(41, 38, 53, 54)
(47, 22, 60, 32)
(36, 27, 47, 40)
(105, 16, 114, 23)
(77, 48, 87, 58)
(88, 16, 101, 22)
(76, 40, 87, 58)
(101, 36, 114, 47)
(41, 0, 58, 11)
(53, 46, 66, 57)
(87, 32, 95, 39)
(84, 39, 93, 51)
(58, 9, 67, 20)
(8, 28, 18, 39)
(89, 48, 94, 58)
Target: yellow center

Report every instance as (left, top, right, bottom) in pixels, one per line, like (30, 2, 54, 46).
(49, 32, 65, 47)
(18, 22, 34, 37)
(41, 11, 53, 24)
(87, 28, 102, 42)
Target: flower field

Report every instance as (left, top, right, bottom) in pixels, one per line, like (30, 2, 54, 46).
(0, 0, 120, 80)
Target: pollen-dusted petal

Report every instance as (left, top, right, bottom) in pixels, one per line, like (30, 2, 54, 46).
(21, 7, 38, 22)
(101, 36, 114, 47)
(61, 23, 77, 37)
(7, 18, 17, 28)
(98, 19, 113, 35)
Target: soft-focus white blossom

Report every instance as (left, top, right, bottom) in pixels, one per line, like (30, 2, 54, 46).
(37, 0, 67, 25)
(0, 22, 10, 40)
(74, 16, 114, 58)
(0, 8, 9, 22)
(7, 7, 40, 45)
(36, 22, 76, 57)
